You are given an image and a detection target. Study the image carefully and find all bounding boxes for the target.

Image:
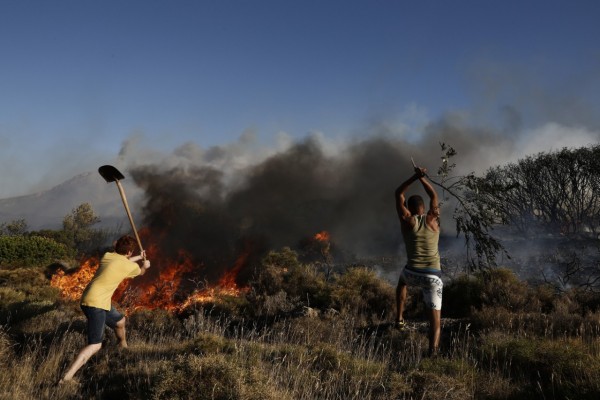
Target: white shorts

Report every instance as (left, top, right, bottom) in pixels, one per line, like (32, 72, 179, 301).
(399, 267, 443, 310)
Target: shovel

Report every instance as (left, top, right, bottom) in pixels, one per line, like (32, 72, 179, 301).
(98, 165, 145, 258)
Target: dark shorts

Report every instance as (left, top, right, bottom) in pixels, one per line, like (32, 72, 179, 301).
(80, 305, 124, 344)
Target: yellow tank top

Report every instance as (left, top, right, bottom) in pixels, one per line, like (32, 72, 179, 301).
(402, 215, 441, 272)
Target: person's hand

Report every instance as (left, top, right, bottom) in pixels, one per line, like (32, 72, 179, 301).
(143, 259, 151, 269)
(414, 167, 427, 178)
(139, 250, 146, 260)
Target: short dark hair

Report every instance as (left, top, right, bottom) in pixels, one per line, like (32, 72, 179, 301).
(114, 235, 138, 255)
(407, 195, 424, 213)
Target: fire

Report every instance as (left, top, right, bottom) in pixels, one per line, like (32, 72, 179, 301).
(50, 237, 248, 313)
(314, 230, 330, 242)
(313, 230, 333, 264)
(50, 258, 99, 301)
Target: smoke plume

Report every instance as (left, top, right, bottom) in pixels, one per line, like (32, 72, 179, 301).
(125, 116, 600, 282)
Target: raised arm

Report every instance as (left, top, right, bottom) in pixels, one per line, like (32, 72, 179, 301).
(418, 174, 439, 217)
(416, 172, 440, 231)
(395, 173, 419, 221)
(129, 251, 151, 276)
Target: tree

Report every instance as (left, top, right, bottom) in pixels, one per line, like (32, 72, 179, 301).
(62, 203, 106, 254)
(460, 145, 600, 290)
(473, 146, 600, 237)
(0, 219, 28, 236)
(426, 143, 507, 270)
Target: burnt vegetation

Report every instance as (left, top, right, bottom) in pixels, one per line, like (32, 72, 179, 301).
(0, 145, 600, 399)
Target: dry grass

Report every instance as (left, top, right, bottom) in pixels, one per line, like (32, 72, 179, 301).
(1, 263, 600, 399)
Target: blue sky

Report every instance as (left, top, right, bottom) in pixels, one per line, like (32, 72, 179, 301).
(1, 0, 599, 197)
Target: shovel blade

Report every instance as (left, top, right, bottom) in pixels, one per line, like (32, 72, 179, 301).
(99, 165, 125, 182)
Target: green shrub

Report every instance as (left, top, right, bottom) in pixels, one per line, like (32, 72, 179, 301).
(478, 268, 530, 311)
(285, 264, 330, 308)
(0, 235, 74, 267)
(261, 247, 301, 271)
(331, 267, 395, 319)
(442, 274, 484, 318)
(248, 248, 331, 315)
(444, 269, 535, 318)
(252, 247, 302, 296)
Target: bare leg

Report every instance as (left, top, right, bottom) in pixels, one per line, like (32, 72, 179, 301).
(114, 317, 128, 348)
(428, 308, 441, 356)
(60, 343, 102, 382)
(396, 281, 407, 323)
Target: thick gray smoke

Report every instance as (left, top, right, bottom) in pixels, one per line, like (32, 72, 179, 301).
(125, 116, 600, 282)
(130, 136, 417, 282)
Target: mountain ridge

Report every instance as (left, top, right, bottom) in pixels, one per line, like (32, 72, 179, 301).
(0, 171, 144, 231)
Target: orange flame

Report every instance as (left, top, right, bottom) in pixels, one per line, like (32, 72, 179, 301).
(50, 258, 99, 301)
(50, 234, 248, 313)
(314, 230, 330, 242)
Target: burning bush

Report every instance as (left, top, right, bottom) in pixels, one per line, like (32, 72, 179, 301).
(50, 238, 250, 315)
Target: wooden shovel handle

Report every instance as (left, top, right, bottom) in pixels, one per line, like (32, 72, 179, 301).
(115, 180, 145, 259)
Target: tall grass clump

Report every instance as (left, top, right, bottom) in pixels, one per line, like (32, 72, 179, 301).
(478, 332, 600, 399)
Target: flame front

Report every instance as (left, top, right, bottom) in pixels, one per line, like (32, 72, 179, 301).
(51, 258, 99, 301)
(50, 240, 248, 313)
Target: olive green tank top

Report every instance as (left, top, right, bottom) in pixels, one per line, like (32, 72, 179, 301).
(402, 215, 441, 272)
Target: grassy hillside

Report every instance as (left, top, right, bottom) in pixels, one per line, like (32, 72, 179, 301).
(1, 249, 600, 399)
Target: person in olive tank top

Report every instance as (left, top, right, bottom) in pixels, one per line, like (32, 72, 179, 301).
(395, 165, 442, 356)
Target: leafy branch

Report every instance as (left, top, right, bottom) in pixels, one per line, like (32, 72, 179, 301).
(427, 143, 507, 270)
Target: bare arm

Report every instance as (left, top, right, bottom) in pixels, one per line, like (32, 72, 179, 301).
(416, 172, 440, 230)
(128, 250, 146, 263)
(418, 175, 439, 215)
(395, 173, 419, 222)
(130, 251, 150, 276)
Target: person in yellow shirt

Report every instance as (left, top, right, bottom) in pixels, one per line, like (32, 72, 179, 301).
(60, 235, 150, 382)
(395, 166, 442, 356)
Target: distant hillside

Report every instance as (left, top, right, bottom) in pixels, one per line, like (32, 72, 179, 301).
(0, 172, 144, 231)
